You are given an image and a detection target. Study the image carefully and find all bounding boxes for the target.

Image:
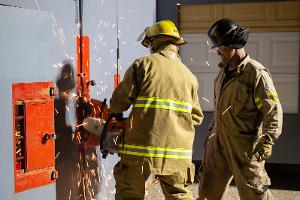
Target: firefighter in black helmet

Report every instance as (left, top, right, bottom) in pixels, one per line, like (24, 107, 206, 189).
(197, 18, 283, 200)
(208, 18, 249, 49)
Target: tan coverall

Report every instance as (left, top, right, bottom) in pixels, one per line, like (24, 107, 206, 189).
(110, 43, 204, 200)
(198, 55, 283, 200)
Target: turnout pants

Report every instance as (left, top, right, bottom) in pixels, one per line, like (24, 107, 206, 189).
(114, 158, 193, 200)
(198, 134, 274, 200)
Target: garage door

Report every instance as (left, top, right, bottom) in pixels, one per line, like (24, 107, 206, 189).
(179, 1, 300, 113)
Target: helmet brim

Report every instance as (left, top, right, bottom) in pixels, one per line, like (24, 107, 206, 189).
(211, 43, 219, 49)
(141, 36, 186, 48)
(137, 27, 149, 42)
(175, 37, 187, 46)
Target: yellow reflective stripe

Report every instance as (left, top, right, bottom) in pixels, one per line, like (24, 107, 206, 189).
(118, 150, 192, 160)
(122, 144, 191, 153)
(134, 96, 192, 113)
(255, 97, 263, 109)
(267, 91, 279, 103)
(136, 96, 190, 106)
(134, 104, 191, 113)
(118, 144, 193, 159)
(256, 91, 279, 107)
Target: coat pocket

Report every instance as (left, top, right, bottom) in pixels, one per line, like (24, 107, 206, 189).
(233, 73, 254, 114)
(233, 86, 253, 115)
(236, 131, 257, 161)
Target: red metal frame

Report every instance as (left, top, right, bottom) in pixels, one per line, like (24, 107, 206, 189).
(114, 73, 120, 89)
(12, 82, 56, 193)
(77, 35, 90, 100)
(76, 35, 108, 145)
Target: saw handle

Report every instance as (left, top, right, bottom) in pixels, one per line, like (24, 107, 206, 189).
(100, 113, 124, 158)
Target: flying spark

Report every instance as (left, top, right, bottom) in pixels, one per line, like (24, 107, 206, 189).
(222, 105, 232, 115)
(205, 60, 210, 66)
(53, 63, 63, 68)
(55, 152, 61, 160)
(201, 97, 210, 102)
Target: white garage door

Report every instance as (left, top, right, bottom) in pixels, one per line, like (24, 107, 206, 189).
(180, 32, 299, 113)
(179, 1, 300, 113)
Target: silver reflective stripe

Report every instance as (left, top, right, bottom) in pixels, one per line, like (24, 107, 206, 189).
(118, 144, 192, 160)
(133, 96, 192, 113)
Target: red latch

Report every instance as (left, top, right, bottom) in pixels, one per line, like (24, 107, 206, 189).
(42, 132, 57, 144)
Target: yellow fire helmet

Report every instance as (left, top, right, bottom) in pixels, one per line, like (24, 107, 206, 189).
(137, 20, 186, 47)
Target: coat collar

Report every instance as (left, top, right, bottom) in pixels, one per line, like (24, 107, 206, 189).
(219, 54, 250, 75)
(158, 43, 180, 60)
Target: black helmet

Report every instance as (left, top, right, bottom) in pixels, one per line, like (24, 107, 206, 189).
(208, 18, 249, 49)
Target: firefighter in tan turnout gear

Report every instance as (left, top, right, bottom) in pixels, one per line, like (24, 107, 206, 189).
(110, 20, 204, 200)
(197, 18, 283, 200)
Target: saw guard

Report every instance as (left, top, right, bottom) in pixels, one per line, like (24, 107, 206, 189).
(83, 116, 126, 149)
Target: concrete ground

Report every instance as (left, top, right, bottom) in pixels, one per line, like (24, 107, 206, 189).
(145, 172, 300, 200)
(145, 184, 300, 200)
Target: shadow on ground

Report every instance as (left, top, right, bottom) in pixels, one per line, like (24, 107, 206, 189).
(193, 161, 300, 191)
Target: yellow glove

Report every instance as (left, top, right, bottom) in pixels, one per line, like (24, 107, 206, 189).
(253, 136, 273, 162)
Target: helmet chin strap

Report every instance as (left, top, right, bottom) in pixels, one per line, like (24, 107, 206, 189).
(220, 49, 237, 69)
(149, 46, 156, 54)
(148, 40, 157, 54)
(149, 42, 166, 54)
(228, 49, 247, 70)
(147, 37, 156, 53)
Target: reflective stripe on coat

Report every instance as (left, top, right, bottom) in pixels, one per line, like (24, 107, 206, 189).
(110, 43, 203, 174)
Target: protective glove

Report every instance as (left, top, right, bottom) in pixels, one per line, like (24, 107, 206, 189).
(253, 136, 273, 162)
(204, 121, 215, 147)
